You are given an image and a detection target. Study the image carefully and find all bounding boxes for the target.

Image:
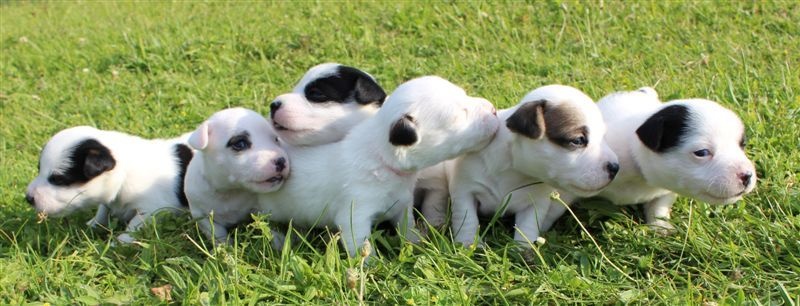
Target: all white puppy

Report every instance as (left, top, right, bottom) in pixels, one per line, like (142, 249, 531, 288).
(257, 76, 499, 257)
(269, 63, 387, 146)
(445, 85, 619, 246)
(184, 108, 289, 244)
(542, 88, 757, 232)
(26, 126, 193, 243)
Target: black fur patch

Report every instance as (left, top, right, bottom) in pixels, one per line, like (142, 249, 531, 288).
(506, 100, 546, 139)
(48, 139, 116, 186)
(174, 144, 193, 207)
(389, 115, 418, 146)
(304, 65, 386, 105)
(636, 105, 691, 152)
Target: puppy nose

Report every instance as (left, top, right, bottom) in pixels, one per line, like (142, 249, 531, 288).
(274, 157, 287, 172)
(606, 162, 620, 179)
(25, 193, 35, 206)
(738, 171, 753, 186)
(269, 100, 282, 118)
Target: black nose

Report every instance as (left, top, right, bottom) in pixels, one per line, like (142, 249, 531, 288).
(25, 194, 35, 206)
(739, 171, 753, 186)
(269, 100, 282, 118)
(606, 162, 620, 179)
(274, 157, 286, 172)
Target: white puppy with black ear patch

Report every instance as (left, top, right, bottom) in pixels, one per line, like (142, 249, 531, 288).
(543, 88, 757, 232)
(257, 76, 499, 257)
(25, 126, 193, 243)
(446, 85, 619, 246)
(269, 63, 387, 146)
(184, 108, 289, 244)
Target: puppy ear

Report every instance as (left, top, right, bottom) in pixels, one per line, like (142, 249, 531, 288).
(354, 75, 387, 105)
(636, 104, 690, 152)
(389, 115, 418, 146)
(188, 122, 210, 150)
(83, 145, 116, 179)
(506, 100, 546, 139)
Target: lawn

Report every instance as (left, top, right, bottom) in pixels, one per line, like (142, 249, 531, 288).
(1, 1, 798, 304)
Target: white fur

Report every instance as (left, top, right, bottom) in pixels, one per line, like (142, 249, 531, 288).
(185, 108, 289, 244)
(26, 126, 191, 243)
(445, 85, 619, 246)
(544, 88, 757, 232)
(257, 76, 499, 257)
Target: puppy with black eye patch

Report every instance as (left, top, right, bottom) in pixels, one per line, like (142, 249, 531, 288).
(25, 126, 193, 243)
(269, 62, 387, 146)
(257, 76, 499, 257)
(184, 108, 289, 245)
(540, 87, 757, 233)
(439, 85, 619, 247)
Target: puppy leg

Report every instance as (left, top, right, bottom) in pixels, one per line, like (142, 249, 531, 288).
(644, 193, 678, 235)
(419, 189, 449, 229)
(117, 211, 149, 244)
(86, 204, 110, 228)
(513, 193, 551, 246)
(395, 204, 421, 244)
(337, 215, 373, 258)
(197, 217, 229, 245)
(450, 191, 481, 246)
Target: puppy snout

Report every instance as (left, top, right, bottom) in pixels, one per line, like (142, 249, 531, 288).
(606, 162, 620, 179)
(25, 193, 35, 207)
(274, 157, 287, 172)
(738, 171, 753, 186)
(269, 100, 282, 118)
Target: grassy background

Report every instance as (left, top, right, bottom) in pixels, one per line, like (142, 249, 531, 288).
(1, 1, 798, 304)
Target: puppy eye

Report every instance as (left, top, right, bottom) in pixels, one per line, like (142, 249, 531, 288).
(274, 136, 280, 143)
(693, 149, 711, 157)
(227, 135, 252, 152)
(48, 174, 69, 186)
(307, 87, 328, 101)
(569, 136, 588, 147)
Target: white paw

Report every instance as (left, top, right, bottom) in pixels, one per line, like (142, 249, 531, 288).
(648, 219, 676, 236)
(116, 233, 136, 244)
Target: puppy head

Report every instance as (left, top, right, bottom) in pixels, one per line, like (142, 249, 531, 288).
(505, 85, 619, 197)
(634, 99, 756, 204)
(270, 63, 386, 146)
(25, 126, 120, 216)
(382, 76, 499, 170)
(190, 107, 289, 193)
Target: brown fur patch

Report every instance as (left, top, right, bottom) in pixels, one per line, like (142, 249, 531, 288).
(544, 102, 588, 149)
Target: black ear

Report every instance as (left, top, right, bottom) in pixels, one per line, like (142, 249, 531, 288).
(354, 76, 387, 105)
(339, 66, 386, 105)
(636, 104, 690, 152)
(506, 100, 546, 139)
(81, 142, 116, 179)
(389, 115, 418, 146)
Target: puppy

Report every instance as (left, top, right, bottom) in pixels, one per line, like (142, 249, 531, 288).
(184, 108, 289, 244)
(257, 76, 499, 257)
(26, 126, 193, 243)
(445, 85, 619, 246)
(543, 88, 757, 232)
(269, 63, 387, 146)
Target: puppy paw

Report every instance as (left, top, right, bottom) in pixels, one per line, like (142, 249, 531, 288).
(86, 218, 102, 228)
(116, 233, 136, 244)
(270, 230, 288, 251)
(648, 220, 676, 236)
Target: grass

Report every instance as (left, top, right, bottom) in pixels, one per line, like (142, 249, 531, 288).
(1, 1, 798, 304)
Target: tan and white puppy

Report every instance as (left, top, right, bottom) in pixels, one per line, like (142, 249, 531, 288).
(185, 108, 289, 244)
(446, 85, 619, 246)
(269, 63, 386, 146)
(257, 76, 499, 257)
(26, 126, 193, 243)
(542, 88, 757, 232)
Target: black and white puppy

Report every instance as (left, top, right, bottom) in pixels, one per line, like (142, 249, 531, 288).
(257, 76, 499, 257)
(543, 88, 757, 232)
(26, 126, 192, 243)
(269, 62, 387, 146)
(443, 85, 619, 246)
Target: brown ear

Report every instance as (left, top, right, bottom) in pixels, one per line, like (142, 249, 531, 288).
(506, 100, 546, 139)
